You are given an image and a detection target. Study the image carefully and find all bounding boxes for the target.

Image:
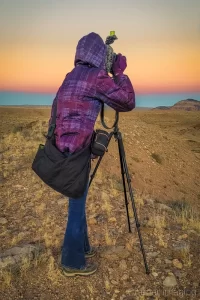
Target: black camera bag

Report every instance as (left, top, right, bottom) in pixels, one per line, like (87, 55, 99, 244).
(91, 129, 110, 156)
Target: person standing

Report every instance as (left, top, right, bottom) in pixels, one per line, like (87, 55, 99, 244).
(48, 32, 135, 276)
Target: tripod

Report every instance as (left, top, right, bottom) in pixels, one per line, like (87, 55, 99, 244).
(89, 109, 150, 275)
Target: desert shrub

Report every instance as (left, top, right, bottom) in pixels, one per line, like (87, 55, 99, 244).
(168, 199, 190, 213)
(191, 149, 200, 153)
(12, 125, 23, 133)
(151, 153, 162, 164)
(169, 199, 200, 232)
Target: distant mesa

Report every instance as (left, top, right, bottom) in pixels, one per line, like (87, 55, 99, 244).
(153, 106, 170, 110)
(153, 99, 200, 111)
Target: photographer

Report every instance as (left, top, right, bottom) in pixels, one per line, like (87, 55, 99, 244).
(49, 32, 135, 276)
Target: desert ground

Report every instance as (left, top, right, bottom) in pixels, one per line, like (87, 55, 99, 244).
(0, 106, 200, 300)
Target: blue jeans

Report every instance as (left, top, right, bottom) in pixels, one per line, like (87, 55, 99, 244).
(61, 186, 91, 269)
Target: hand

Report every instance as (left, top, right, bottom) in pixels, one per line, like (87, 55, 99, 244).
(111, 53, 127, 76)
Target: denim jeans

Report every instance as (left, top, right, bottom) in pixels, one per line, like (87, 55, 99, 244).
(61, 185, 91, 269)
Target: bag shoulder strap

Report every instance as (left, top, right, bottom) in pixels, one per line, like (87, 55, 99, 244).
(47, 91, 59, 139)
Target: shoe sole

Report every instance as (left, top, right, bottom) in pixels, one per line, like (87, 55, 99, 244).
(85, 252, 96, 258)
(61, 268, 97, 277)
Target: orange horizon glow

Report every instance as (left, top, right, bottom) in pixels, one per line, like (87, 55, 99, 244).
(1, 40, 199, 96)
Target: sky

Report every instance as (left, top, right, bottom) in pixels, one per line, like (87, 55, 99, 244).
(0, 0, 200, 97)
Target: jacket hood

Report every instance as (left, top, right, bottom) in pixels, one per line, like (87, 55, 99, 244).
(74, 32, 107, 69)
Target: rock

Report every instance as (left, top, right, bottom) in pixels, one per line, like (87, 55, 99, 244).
(88, 218, 97, 225)
(173, 270, 185, 279)
(155, 258, 162, 264)
(132, 266, 139, 273)
(125, 288, 135, 294)
(0, 244, 43, 270)
(143, 290, 154, 297)
(193, 282, 199, 288)
(127, 258, 133, 261)
(14, 184, 27, 190)
(108, 217, 117, 223)
(145, 199, 155, 206)
(111, 280, 118, 285)
(163, 274, 177, 287)
(0, 217, 8, 225)
(164, 259, 172, 265)
(147, 252, 159, 258)
(0, 256, 16, 269)
(157, 203, 173, 212)
(172, 259, 183, 269)
(100, 246, 130, 261)
(119, 260, 127, 271)
(178, 234, 188, 240)
(152, 272, 158, 277)
(0, 245, 35, 258)
(58, 199, 67, 205)
(107, 267, 114, 274)
(95, 178, 103, 185)
(120, 274, 129, 281)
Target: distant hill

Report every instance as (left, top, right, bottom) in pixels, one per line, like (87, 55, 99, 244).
(152, 106, 170, 110)
(153, 99, 200, 111)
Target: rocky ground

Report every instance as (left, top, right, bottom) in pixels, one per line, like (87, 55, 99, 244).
(0, 107, 200, 300)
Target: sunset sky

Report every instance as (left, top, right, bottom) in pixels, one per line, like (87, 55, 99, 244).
(0, 0, 200, 95)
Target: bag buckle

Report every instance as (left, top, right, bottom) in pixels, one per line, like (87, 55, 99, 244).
(47, 124, 56, 138)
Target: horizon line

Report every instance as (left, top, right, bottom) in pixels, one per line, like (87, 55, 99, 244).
(1, 88, 200, 96)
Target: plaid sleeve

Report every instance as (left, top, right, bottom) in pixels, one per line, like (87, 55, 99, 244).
(95, 70, 135, 112)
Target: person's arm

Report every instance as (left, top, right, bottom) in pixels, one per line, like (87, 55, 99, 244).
(95, 70, 135, 112)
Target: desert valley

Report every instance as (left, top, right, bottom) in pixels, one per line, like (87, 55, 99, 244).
(0, 100, 200, 299)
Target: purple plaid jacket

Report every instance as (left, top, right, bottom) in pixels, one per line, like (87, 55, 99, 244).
(49, 32, 135, 153)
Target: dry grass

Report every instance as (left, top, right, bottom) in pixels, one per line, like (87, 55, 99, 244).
(145, 212, 168, 247)
(182, 247, 192, 267)
(0, 270, 13, 289)
(101, 191, 114, 214)
(176, 209, 200, 232)
(104, 226, 116, 246)
(170, 200, 200, 233)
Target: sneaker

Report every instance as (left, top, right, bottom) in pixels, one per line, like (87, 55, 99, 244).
(61, 263, 97, 277)
(85, 247, 97, 258)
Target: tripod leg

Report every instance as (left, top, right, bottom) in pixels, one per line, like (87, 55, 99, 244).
(117, 138, 132, 233)
(116, 131, 150, 275)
